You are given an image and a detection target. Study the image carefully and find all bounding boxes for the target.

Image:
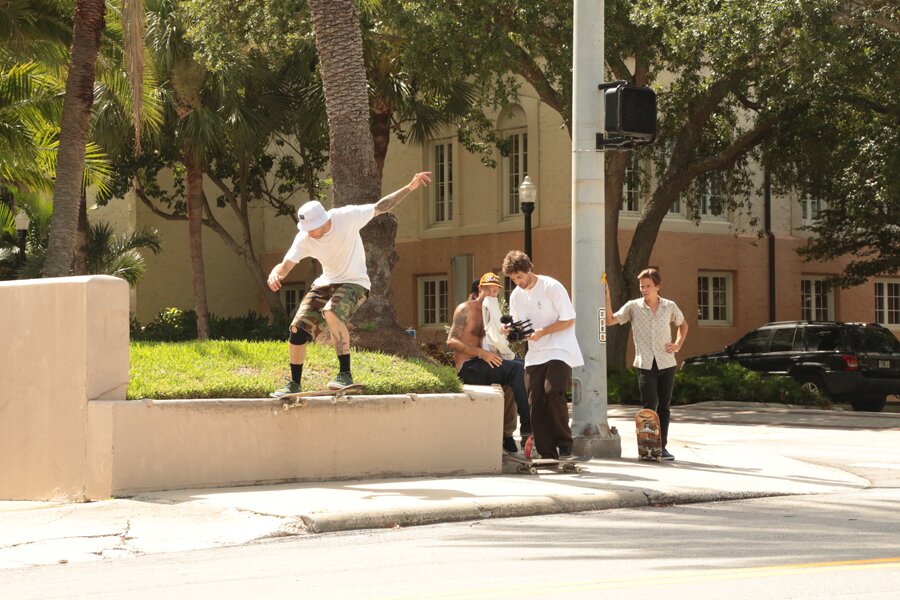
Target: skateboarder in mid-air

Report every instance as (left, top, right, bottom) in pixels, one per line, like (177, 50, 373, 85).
(268, 172, 431, 396)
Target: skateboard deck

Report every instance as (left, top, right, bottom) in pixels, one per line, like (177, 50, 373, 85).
(635, 408, 662, 461)
(280, 384, 366, 410)
(502, 452, 590, 474)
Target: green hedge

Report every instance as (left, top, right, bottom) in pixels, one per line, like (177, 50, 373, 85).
(131, 308, 289, 342)
(607, 362, 826, 408)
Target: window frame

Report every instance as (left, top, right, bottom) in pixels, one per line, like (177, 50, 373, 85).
(429, 139, 454, 226)
(501, 130, 528, 219)
(800, 276, 834, 322)
(875, 279, 900, 328)
(621, 152, 642, 214)
(281, 284, 306, 317)
(698, 175, 727, 221)
(801, 193, 825, 227)
(697, 271, 733, 326)
(418, 275, 450, 327)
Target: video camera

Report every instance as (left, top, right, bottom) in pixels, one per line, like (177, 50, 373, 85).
(500, 315, 534, 342)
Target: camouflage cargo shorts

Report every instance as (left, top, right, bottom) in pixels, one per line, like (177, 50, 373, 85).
(290, 282, 369, 339)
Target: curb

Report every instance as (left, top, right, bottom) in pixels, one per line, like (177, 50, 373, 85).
(290, 489, 680, 534)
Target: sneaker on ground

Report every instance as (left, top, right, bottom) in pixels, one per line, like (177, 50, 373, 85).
(502, 436, 518, 454)
(327, 371, 354, 390)
(271, 380, 301, 398)
(661, 449, 675, 461)
(558, 447, 574, 459)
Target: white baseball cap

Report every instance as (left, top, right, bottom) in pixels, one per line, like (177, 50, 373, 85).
(297, 201, 329, 232)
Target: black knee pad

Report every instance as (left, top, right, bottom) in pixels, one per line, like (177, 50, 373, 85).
(289, 327, 312, 345)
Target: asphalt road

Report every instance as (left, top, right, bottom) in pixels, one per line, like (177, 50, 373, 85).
(2, 409, 898, 599)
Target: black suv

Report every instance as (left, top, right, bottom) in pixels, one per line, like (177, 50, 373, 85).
(683, 321, 900, 412)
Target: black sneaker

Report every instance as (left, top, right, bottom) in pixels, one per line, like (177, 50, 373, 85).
(558, 446, 574, 459)
(661, 449, 675, 461)
(502, 436, 518, 454)
(519, 421, 532, 440)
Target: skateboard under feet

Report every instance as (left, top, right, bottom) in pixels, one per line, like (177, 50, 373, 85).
(280, 384, 366, 411)
(635, 408, 662, 461)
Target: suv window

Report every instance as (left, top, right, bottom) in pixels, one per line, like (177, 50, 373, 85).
(847, 326, 900, 353)
(805, 326, 844, 352)
(769, 327, 799, 352)
(733, 329, 772, 354)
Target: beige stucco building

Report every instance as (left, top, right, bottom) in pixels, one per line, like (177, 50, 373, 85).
(96, 86, 900, 361)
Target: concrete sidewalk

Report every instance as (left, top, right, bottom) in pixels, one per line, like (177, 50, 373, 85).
(1, 405, 886, 570)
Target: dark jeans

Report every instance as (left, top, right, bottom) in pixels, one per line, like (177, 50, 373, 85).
(637, 360, 676, 448)
(458, 357, 530, 427)
(525, 360, 573, 459)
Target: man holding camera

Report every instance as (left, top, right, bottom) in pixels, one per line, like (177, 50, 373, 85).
(447, 272, 531, 453)
(502, 250, 583, 459)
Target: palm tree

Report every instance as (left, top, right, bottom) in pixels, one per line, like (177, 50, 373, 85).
(307, 0, 418, 352)
(41, 0, 106, 277)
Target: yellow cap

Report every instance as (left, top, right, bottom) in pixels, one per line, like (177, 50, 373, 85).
(479, 272, 501, 287)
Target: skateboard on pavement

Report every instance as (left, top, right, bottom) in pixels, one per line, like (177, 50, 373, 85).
(635, 408, 662, 461)
(503, 435, 590, 474)
(280, 384, 366, 411)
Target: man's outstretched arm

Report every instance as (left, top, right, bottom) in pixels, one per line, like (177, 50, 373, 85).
(374, 172, 431, 216)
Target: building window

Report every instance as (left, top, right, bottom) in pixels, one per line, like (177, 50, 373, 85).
(875, 280, 900, 327)
(502, 274, 517, 303)
(801, 277, 834, 321)
(502, 131, 528, 217)
(621, 152, 641, 213)
(698, 272, 732, 325)
(282, 285, 306, 316)
(668, 197, 683, 217)
(801, 194, 824, 226)
(430, 141, 453, 225)
(699, 175, 726, 220)
(419, 276, 449, 326)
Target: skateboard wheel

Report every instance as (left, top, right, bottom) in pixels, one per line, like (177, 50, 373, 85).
(282, 403, 289, 411)
(528, 467, 537, 475)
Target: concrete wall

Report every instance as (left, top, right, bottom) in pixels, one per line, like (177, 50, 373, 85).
(0, 276, 129, 501)
(86, 389, 501, 498)
(1, 277, 502, 501)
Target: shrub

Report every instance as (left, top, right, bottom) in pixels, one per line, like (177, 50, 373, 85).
(131, 308, 289, 342)
(674, 362, 825, 407)
(606, 362, 825, 408)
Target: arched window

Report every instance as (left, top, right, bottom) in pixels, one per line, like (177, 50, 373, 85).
(497, 105, 528, 218)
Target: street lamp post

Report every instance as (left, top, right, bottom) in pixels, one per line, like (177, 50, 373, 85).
(519, 175, 537, 260)
(14, 210, 30, 268)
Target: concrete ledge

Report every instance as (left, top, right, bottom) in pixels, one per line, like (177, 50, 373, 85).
(86, 387, 503, 498)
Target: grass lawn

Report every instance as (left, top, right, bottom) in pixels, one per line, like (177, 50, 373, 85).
(129, 340, 462, 399)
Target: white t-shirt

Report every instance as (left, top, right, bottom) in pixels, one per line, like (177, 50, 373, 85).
(284, 204, 376, 289)
(509, 275, 584, 368)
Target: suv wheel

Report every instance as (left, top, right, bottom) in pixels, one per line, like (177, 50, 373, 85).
(849, 395, 886, 413)
(795, 373, 827, 398)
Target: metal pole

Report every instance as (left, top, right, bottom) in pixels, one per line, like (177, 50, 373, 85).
(522, 202, 534, 260)
(571, 0, 621, 457)
(17, 229, 27, 267)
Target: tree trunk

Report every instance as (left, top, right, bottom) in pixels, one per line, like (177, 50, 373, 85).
(42, 0, 105, 277)
(308, 0, 416, 354)
(603, 151, 635, 372)
(184, 151, 210, 340)
(73, 189, 89, 275)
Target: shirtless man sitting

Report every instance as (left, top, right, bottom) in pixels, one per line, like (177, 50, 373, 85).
(446, 272, 531, 453)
